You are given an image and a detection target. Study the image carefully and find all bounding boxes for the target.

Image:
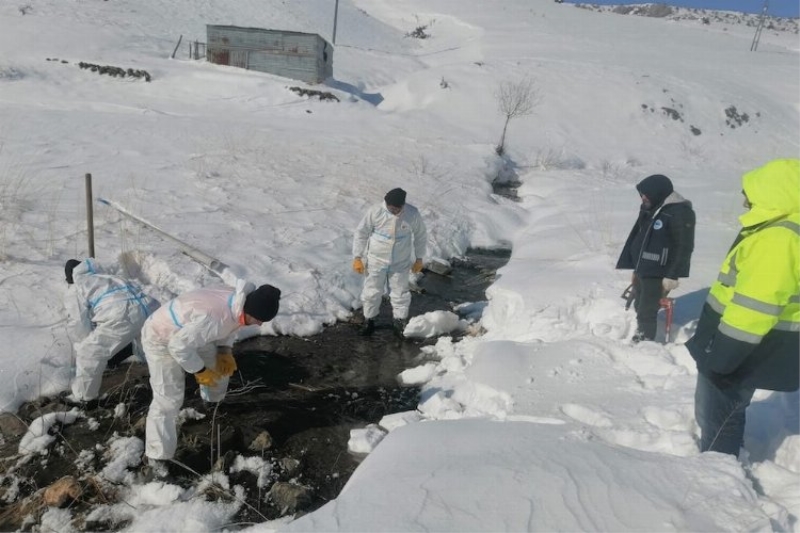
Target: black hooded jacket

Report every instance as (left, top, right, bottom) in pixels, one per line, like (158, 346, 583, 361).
(616, 174, 696, 279)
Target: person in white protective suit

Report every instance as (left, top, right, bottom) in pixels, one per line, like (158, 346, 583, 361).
(141, 281, 280, 470)
(352, 187, 427, 337)
(64, 258, 160, 404)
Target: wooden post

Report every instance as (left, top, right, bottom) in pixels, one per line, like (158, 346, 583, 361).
(171, 34, 183, 59)
(85, 173, 95, 258)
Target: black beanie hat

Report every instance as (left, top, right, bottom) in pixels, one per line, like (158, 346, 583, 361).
(65, 259, 82, 285)
(636, 174, 673, 207)
(384, 188, 407, 207)
(243, 284, 281, 322)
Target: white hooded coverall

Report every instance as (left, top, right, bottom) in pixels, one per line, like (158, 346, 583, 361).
(66, 259, 159, 401)
(352, 201, 427, 320)
(141, 280, 254, 461)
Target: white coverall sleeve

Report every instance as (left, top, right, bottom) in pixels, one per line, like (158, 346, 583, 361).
(412, 211, 427, 260)
(217, 332, 237, 349)
(64, 287, 92, 341)
(352, 209, 374, 258)
(353, 210, 374, 257)
(167, 314, 222, 373)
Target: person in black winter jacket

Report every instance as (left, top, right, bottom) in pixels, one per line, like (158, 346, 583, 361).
(616, 174, 696, 342)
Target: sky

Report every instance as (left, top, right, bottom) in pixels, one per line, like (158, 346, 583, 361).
(568, 0, 800, 18)
(0, 0, 798, 531)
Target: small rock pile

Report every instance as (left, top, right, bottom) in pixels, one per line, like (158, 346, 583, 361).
(77, 61, 151, 82)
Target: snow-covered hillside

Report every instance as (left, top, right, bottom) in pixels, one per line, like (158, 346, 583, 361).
(0, 0, 798, 531)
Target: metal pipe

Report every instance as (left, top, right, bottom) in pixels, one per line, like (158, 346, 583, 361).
(96, 197, 230, 276)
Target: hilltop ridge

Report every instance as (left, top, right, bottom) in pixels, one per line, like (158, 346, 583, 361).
(571, 2, 798, 33)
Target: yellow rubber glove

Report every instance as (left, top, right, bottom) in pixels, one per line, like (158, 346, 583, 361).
(353, 257, 365, 274)
(195, 367, 221, 387)
(216, 352, 237, 377)
(412, 259, 424, 274)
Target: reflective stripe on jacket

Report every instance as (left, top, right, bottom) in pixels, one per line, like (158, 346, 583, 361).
(615, 192, 695, 279)
(708, 217, 800, 343)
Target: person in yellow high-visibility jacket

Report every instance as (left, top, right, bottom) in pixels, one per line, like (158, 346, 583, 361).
(686, 159, 799, 456)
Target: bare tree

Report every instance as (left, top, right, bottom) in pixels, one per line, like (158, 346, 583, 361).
(495, 77, 541, 155)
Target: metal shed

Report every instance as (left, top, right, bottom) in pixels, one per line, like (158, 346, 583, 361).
(206, 25, 333, 84)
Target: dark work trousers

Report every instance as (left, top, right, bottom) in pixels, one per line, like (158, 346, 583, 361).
(633, 276, 663, 340)
(695, 373, 755, 455)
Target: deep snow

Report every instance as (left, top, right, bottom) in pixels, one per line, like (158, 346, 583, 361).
(0, 0, 798, 531)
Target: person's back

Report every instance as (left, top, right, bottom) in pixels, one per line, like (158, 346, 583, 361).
(65, 258, 159, 403)
(70, 259, 157, 328)
(141, 281, 281, 469)
(144, 287, 242, 358)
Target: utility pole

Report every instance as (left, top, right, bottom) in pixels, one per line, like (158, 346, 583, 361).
(332, 0, 340, 45)
(750, 0, 769, 51)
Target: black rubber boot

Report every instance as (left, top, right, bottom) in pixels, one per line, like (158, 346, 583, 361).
(360, 319, 375, 336)
(107, 342, 134, 369)
(141, 457, 172, 482)
(392, 318, 407, 338)
(57, 391, 99, 411)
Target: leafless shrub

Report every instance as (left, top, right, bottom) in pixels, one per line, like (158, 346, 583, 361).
(406, 15, 435, 39)
(598, 159, 638, 183)
(494, 77, 541, 156)
(532, 147, 586, 171)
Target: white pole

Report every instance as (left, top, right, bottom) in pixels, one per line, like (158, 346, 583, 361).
(332, 0, 339, 45)
(97, 197, 230, 276)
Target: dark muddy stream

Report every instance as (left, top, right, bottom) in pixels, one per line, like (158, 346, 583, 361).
(225, 247, 512, 518)
(0, 248, 510, 530)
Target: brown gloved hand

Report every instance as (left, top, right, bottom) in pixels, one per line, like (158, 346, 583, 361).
(412, 259, 424, 274)
(353, 257, 365, 274)
(194, 367, 221, 387)
(215, 352, 237, 377)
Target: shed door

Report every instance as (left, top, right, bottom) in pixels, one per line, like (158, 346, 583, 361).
(230, 50, 248, 69)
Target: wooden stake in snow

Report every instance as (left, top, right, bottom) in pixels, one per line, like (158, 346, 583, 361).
(85, 173, 95, 258)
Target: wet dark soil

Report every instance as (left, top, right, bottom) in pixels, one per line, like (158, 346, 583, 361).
(0, 249, 510, 530)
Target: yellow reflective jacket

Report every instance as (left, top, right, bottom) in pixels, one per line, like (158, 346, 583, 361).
(708, 214, 800, 342)
(687, 159, 800, 391)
